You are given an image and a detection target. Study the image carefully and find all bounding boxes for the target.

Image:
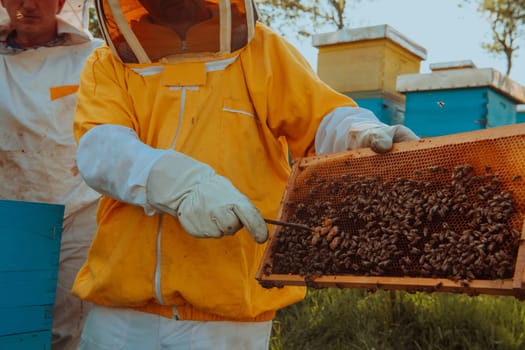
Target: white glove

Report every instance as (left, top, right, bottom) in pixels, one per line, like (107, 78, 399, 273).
(146, 152, 268, 243)
(315, 107, 419, 155)
(348, 125, 419, 153)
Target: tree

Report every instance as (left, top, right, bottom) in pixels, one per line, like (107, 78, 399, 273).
(256, 0, 364, 41)
(88, 6, 102, 39)
(86, 1, 365, 47)
(464, 0, 525, 75)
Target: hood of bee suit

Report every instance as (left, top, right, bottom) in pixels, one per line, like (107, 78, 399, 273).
(95, 0, 258, 63)
(0, 0, 92, 30)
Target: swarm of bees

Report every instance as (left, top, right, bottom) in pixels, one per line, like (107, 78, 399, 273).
(265, 164, 521, 286)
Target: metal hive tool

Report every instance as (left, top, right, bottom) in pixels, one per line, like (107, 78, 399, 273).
(256, 124, 525, 298)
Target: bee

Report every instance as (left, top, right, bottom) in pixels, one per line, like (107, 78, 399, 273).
(466, 271, 476, 281)
(329, 237, 342, 250)
(311, 232, 321, 245)
(460, 280, 470, 288)
(410, 247, 421, 255)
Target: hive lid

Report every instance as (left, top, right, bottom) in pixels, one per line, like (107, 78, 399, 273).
(429, 60, 477, 71)
(396, 67, 525, 103)
(312, 24, 427, 60)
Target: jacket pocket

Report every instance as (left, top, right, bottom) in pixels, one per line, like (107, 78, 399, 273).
(222, 98, 255, 118)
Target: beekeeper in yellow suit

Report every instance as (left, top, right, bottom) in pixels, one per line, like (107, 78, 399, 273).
(72, 0, 418, 348)
(0, 0, 103, 349)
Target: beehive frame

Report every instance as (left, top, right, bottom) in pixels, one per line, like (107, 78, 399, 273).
(256, 124, 525, 298)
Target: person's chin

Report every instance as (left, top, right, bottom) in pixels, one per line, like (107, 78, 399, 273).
(16, 17, 42, 27)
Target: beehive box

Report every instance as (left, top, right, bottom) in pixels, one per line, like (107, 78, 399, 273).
(402, 87, 515, 137)
(0, 200, 64, 349)
(518, 105, 525, 124)
(256, 124, 525, 298)
(351, 91, 405, 126)
(313, 24, 426, 99)
(397, 67, 525, 138)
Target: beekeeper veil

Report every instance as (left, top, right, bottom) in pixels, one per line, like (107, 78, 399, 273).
(95, 0, 258, 63)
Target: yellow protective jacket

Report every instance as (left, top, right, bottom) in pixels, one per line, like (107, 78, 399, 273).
(72, 23, 357, 321)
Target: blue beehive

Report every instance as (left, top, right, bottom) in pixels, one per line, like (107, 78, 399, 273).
(352, 92, 406, 125)
(396, 61, 525, 137)
(0, 200, 64, 349)
(518, 104, 525, 124)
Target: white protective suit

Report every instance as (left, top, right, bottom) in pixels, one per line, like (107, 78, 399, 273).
(0, 4, 103, 349)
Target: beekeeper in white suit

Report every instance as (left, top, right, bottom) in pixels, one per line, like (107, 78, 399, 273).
(0, 0, 103, 349)
(71, 0, 418, 349)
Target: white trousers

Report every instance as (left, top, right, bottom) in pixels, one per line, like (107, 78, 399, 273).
(79, 305, 272, 350)
(52, 201, 98, 350)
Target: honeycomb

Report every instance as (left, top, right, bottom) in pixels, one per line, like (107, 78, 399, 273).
(257, 125, 525, 296)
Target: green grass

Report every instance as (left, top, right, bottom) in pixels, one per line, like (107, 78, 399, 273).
(270, 289, 525, 350)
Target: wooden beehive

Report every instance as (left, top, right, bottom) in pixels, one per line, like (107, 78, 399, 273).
(313, 24, 426, 100)
(256, 124, 525, 298)
(0, 200, 64, 349)
(397, 66, 525, 138)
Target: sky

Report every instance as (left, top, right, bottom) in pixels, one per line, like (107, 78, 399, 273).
(287, 0, 525, 88)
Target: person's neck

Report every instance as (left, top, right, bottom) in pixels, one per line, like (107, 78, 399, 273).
(171, 21, 196, 40)
(152, 8, 213, 40)
(14, 31, 57, 48)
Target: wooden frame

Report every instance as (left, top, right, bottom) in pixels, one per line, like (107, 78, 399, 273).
(256, 124, 525, 298)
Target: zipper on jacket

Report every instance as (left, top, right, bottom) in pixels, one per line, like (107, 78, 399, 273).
(154, 86, 188, 305)
(154, 214, 166, 305)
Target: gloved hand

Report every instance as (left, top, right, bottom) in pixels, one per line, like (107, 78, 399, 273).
(315, 107, 419, 155)
(146, 152, 268, 243)
(348, 124, 419, 153)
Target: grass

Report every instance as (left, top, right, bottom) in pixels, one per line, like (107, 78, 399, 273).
(270, 289, 525, 350)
